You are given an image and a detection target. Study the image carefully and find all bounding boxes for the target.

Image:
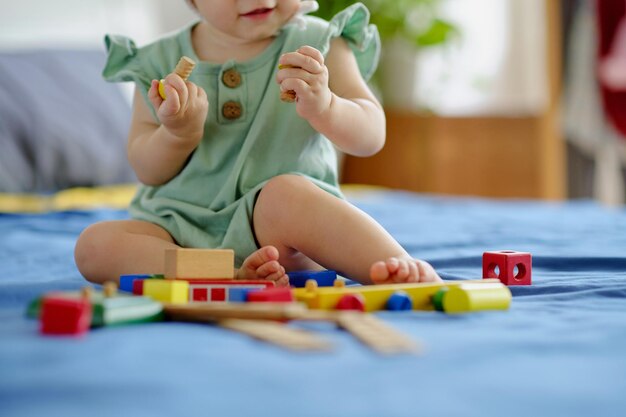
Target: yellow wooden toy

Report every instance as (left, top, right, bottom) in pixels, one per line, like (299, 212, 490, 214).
(441, 283, 512, 314)
(294, 279, 507, 312)
(158, 56, 196, 100)
(143, 279, 189, 304)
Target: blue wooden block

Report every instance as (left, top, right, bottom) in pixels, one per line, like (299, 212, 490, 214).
(288, 270, 337, 288)
(385, 291, 413, 311)
(119, 274, 151, 293)
(228, 288, 252, 302)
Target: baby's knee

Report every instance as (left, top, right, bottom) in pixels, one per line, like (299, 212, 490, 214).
(260, 174, 315, 202)
(74, 222, 113, 283)
(255, 175, 314, 225)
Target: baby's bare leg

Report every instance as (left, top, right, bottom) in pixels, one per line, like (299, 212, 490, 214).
(253, 175, 440, 284)
(74, 219, 179, 284)
(75, 220, 289, 286)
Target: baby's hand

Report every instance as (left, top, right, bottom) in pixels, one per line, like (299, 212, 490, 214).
(148, 75, 209, 143)
(277, 46, 332, 121)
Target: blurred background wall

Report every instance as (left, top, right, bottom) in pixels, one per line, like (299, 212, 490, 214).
(0, 0, 624, 203)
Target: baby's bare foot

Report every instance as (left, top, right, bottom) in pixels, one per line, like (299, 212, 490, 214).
(370, 256, 441, 285)
(237, 246, 289, 287)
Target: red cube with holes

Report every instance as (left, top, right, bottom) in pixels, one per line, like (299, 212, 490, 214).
(483, 250, 532, 286)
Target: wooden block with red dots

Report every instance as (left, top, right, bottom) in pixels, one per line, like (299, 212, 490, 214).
(482, 250, 532, 286)
(185, 280, 275, 303)
(164, 248, 235, 280)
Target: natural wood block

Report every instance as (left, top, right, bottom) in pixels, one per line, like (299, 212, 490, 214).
(164, 248, 235, 279)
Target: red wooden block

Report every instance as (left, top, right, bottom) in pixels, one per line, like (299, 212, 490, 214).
(132, 279, 144, 295)
(335, 293, 366, 311)
(40, 296, 92, 336)
(211, 288, 226, 301)
(193, 288, 208, 302)
(483, 250, 532, 286)
(246, 287, 294, 303)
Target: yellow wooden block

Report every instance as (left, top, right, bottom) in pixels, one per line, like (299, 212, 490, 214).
(294, 279, 504, 312)
(143, 280, 189, 304)
(442, 283, 511, 314)
(164, 248, 234, 279)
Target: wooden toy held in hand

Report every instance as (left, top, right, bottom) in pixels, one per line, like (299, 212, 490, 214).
(278, 64, 298, 102)
(158, 56, 197, 100)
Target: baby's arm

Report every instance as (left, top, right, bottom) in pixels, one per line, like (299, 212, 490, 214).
(276, 38, 385, 157)
(127, 75, 208, 185)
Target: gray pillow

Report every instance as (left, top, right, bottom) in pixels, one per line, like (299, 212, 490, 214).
(0, 49, 135, 192)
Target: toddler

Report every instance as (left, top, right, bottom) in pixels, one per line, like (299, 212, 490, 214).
(74, 0, 441, 286)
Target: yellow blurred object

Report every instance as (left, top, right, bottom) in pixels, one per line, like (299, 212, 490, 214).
(144, 280, 189, 304)
(0, 184, 137, 213)
(158, 79, 167, 100)
(442, 283, 512, 314)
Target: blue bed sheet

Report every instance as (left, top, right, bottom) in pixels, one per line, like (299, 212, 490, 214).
(1, 190, 625, 417)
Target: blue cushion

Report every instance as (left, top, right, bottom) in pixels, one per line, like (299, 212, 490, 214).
(0, 49, 135, 192)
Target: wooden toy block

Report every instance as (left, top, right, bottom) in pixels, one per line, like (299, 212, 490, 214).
(133, 279, 145, 295)
(164, 248, 234, 279)
(40, 295, 92, 336)
(483, 250, 532, 285)
(143, 279, 189, 304)
(219, 319, 332, 351)
(337, 313, 421, 355)
(246, 288, 294, 303)
(442, 283, 512, 314)
(130, 275, 165, 295)
(287, 270, 337, 287)
(159, 56, 196, 99)
(183, 279, 274, 303)
(119, 274, 151, 293)
(294, 279, 503, 312)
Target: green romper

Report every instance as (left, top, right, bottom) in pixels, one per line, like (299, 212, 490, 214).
(103, 4, 380, 267)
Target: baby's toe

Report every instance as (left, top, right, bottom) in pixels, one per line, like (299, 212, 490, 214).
(416, 260, 442, 283)
(370, 261, 390, 283)
(269, 272, 289, 287)
(406, 261, 419, 282)
(385, 257, 400, 274)
(255, 260, 282, 278)
(392, 260, 410, 283)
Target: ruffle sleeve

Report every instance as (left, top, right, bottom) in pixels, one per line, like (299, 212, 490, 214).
(324, 3, 381, 81)
(103, 35, 153, 88)
(102, 34, 159, 119)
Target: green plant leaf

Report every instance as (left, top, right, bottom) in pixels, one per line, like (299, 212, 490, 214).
(415, 19, 459, 47)
(312, 0, 457, 48)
